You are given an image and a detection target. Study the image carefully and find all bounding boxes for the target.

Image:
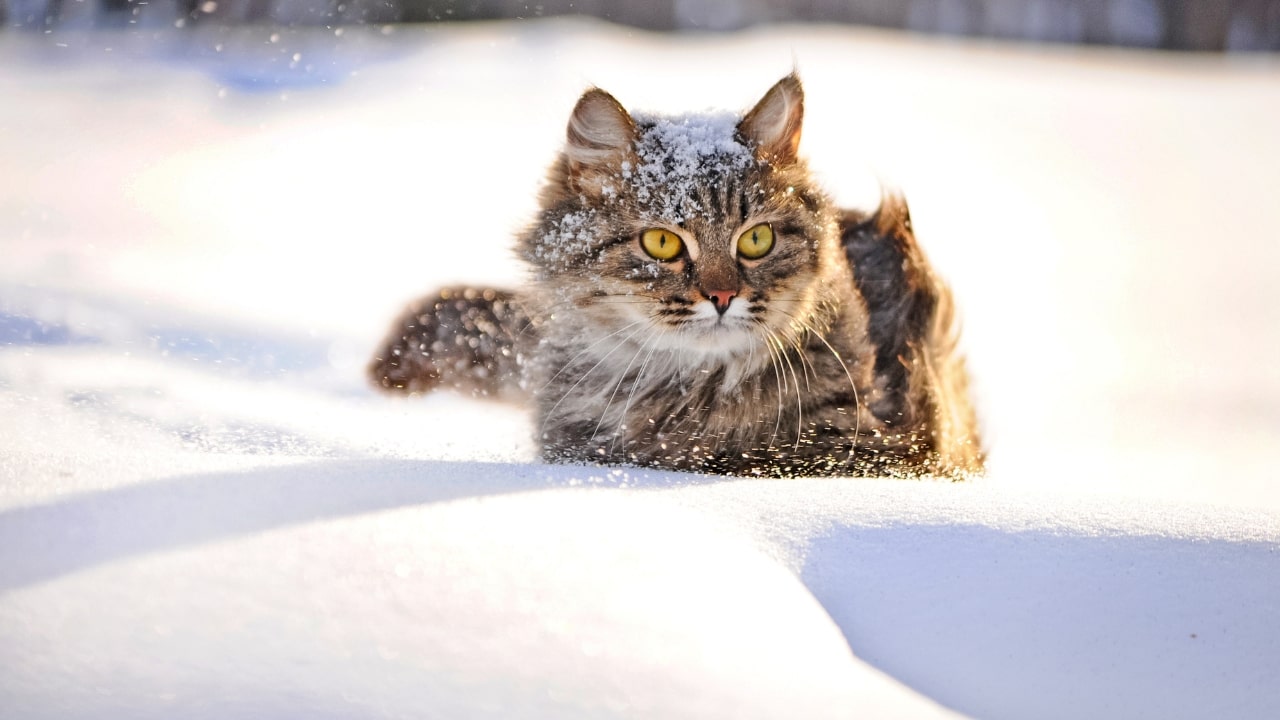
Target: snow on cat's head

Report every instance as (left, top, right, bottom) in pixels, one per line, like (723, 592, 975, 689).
(522, 74, 845, 368)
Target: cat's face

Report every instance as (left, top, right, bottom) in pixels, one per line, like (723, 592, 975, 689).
(524, 75, 843, 366)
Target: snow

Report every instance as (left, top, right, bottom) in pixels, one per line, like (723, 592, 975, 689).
(3, 18, 1280, 719)
(628, 111, 754, 222)
(532, 207, 602, 268)
(534, 110, 753, 265)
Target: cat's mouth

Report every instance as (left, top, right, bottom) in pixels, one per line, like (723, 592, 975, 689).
(671, 300, 754, 330)
(653, 305, 762, 357)
(692, 316, 751, 333)
(598, 295, 765, 359)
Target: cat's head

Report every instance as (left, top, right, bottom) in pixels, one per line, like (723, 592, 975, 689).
(523, 74, 845, 365)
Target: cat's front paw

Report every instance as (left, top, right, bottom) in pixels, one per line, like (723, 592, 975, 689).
(368, 296, 452, 395)
(368, 286, 529, 399)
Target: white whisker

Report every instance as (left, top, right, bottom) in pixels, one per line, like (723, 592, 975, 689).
(775, 308, 861, 464)
(537, 319, 646, 393)
(540, 323, 648, 438)
(755, 325, 786, 451)
(764, 326, 805, 452)
(592, 330, 657, 445)
(611, 336, 662, 455)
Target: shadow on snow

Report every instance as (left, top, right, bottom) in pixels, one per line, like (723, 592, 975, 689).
(0, 458, 717, 593)
(800, 522, 1280, 720)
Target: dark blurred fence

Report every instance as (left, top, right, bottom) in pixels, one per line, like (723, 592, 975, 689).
(5, 0, 1279, 51)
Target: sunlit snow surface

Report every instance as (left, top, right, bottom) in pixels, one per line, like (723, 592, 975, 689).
(2, 20, 1279, 719)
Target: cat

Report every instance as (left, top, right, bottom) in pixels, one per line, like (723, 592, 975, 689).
(369, 73, 983, 479)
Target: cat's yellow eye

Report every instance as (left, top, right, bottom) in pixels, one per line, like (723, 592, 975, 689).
(640, 228, 683, 261)
(737, 223, 774, 259)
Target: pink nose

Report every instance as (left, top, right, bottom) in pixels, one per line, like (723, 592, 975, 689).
(704, 289, 737, 315)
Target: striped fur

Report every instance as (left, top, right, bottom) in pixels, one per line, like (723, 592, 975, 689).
(369, 74, 983, 478)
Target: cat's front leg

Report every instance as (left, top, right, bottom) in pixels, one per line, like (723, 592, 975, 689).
(368, 287, 535, 401)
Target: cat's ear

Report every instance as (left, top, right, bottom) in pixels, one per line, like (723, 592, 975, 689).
(564, 87, 637, 194)
(739, 73, 804, 164)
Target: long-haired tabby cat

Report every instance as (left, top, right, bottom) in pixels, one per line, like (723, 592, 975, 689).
(370, 73, 983, 478)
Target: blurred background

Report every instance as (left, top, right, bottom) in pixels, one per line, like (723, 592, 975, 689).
(6, 0, 1280, 51)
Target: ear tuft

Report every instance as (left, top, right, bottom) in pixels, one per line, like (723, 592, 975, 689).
(739, 73, 804, 164)
(565, 87, 636, 189)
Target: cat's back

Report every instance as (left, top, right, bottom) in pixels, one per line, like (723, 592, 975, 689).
(838, 195, 984, 475)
